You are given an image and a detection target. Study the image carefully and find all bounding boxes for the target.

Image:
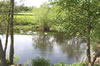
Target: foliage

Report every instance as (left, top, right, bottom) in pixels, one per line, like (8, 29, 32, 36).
(71, 62, 86, 66)
(91, 22, 100, 51)
(32, 57, 50, 66)
(50, 0, 100, 36)
(53, 62, 68, 66)
(0, 1, 10, 34)
(14, 56, 19, 64)
(0, 1, 9, 27)
(15, 4, 33, 12)
(0, 1, 10, 13)
(53, 62, 86, 66)
(13, 3, 57, 31)
(34, 3, 57, 31)
(6, 56, 19, 64)
(50, 0, 100, 65)
(53, 62, 100, 66)
(14, 25, 33, 31)
(0, 0, 100, 65)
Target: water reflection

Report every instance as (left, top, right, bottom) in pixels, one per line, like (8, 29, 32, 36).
(55, 33, 86, 60)
(0, 32, 86, 64)
(58, 36, 86, 60)
(32, 32, 54, 56)
(32, 32, 86, 62)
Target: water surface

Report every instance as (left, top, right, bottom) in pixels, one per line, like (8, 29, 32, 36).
(0, 32, 86, 64)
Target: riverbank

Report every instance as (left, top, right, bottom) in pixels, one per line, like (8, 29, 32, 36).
(8, 62, 100, 66)
(14, 25, 56, 33)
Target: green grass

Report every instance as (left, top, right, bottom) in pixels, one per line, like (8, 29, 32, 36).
(14, 15, 35, 25)
(17, 12, 33, 15)
(14, 12, 38, 25)
(14, 12, 41, 31)
(14, 25, 33, 30)
(14, 25, 41, 33)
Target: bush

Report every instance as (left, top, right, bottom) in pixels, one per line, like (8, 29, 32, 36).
(53, 62, 68, 66)
(32, 57, 50, 66)
(94, 64, 100, 66)
(71, 62, 86, 66)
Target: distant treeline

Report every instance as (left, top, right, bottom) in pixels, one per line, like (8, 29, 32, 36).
(15, 5, 34, 12)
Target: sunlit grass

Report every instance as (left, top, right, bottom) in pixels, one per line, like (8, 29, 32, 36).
(14, 14, 36, 25)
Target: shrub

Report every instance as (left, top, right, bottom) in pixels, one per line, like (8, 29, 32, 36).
(94, 64, 100, 66)
(53, 62, 68, 66)
(32, 57, 50, 66)
(71, 62, 86, 66)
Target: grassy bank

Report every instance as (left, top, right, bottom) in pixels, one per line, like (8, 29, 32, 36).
(14, 12, 44, 31)
(14, 25, 42, 31)
(14, 13, 36, 25)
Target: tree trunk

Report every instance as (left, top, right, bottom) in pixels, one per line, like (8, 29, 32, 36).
(4, 9, 10, 56)
(43, 26, 50, 31)
(87, 1, 91, 65)
(0, 39, 7, 66)
(86, 25, 91, 65)
(9, 0, 14, 64)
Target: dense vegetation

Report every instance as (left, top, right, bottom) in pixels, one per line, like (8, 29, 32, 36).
(14, 3, 57, 31)
(0, 0, 100, 66)
(32, 57, 99, 66)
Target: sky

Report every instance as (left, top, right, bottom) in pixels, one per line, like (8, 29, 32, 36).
(15, 0, 49, 7)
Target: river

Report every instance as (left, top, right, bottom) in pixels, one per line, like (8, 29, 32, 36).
(0, 31, 86, 65)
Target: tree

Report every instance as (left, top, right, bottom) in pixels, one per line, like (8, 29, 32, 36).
(35, 3, 56, 31)
(9, 0, 14, 64)
(15, 4, 33, 12)
(50, 0, 100, 65)
(0, 0, 10, 57)
(0, 0, 15, 65)
(0, 39, 7, 66)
